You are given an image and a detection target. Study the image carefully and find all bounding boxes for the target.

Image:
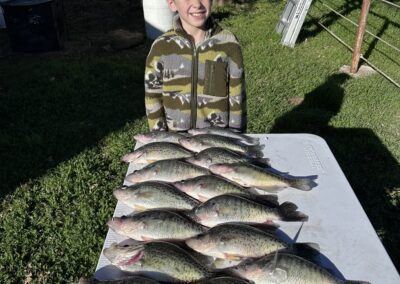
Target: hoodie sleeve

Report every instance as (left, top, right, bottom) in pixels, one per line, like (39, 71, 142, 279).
(144, 41, 167, 131)
(228, 41, 247, 132)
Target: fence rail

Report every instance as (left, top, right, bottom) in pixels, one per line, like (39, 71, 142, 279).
(310, 0, 400, 88)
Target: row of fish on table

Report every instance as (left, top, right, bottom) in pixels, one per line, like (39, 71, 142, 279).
(94, 128, 369, 284)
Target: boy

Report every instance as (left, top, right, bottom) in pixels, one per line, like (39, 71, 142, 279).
(144, 0, 246, 132)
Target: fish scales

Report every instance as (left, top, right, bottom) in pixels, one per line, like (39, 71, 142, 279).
(122, 142, 193, 164)
(108, 209, 206, 240)
(188, 127, 260, 146)
(231, 253, 364, 284)
(125, 159, 209, 183)
(113, 181, 199, 211)
(134, 131, 188, 145)
(104, 242, 212, 283)
(185, 223, 287, 260)
(179, 134, 264, 157)
(186, 147, 269, 169)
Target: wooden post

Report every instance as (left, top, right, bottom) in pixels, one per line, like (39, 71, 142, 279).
(350, 0, 371, 74)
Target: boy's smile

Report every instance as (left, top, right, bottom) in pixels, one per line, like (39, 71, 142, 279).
(167, 0, 212, 40)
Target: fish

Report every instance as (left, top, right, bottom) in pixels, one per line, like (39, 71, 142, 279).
(230, 252, 370, 284)
(173, 175, 255, 202)
(185, 223, 318, 261)
(195, 276, 250, 283)
(107, 209, 207, 241)
(185, 147, 270, 169)
(122, 142, 194, 164)
(78, 276, 160, 284)
(103, 241, 213, 283)
(188, 127, 260, 145)
(133, 131, 189, 145)
(113, 181, 200, 211)
(188, 194, 308, 227)
(125, 159, 209, 183)
(209, 163, 316, 191)
(179, 134, 265, 158)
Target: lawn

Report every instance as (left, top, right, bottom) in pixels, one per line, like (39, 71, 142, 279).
(0, 0, 399, 282)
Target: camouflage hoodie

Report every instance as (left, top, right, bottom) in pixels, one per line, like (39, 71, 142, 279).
(145, 15, 246, 131)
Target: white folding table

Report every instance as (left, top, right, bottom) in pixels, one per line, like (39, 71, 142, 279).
(95, 134, 400, 283)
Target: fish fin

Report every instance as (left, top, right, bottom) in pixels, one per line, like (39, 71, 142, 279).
(279, 201, 308, 222)
(291, 242, 320, 257)
(245, 222, 280, 231)
(250, 186, 281, 194)
(141, 236, 153, 241)
(195, 193, 209, 202)
(145, 159, 157, 164)
(242, 136, 260, 145)
(133, 204, 147, 211)
(247, 145, 265, 158)
(251, 157, 271, 167)
(344, 281, 371, 284)
(223, 253, 243, 261)
(253, 194, 279, 207)
(289, 178, 316, 191)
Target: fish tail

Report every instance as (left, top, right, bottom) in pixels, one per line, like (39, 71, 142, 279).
(289, 178, 315, 191)
(247, 144, 265, 158)
(291, 242, 320, 257)
(252, 157, 271, 167)
(244, 136, 260, 145)
(279, 201, 308, 222)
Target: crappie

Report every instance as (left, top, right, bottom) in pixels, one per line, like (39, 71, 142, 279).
(113, 181, 199, 211)
(186, 223, 317, 261)
(188, 127, 260, 145)
(179, 134, 264, 158)
(125, 159, 209, 183)
(186, 147, 270, 169)
(174, 175, 258, 202)
(133, 131, 188, 145)
(103, 241, 213, 283)
(79, 276, 160, 284)
(122, 142, 193, 164)
(195, 276, 250, 283)
(107, 209, 206, 241)
(230, 252, 370, 284)
(210, 163, 316, 191)
(188, 194, 307, 227)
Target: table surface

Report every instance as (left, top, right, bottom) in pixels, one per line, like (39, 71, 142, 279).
(95, 133, 400, 283)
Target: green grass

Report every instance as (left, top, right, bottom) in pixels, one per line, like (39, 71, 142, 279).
(0, 0, 399, 282)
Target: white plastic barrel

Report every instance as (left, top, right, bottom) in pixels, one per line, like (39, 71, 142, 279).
(142, 0, 174, 40)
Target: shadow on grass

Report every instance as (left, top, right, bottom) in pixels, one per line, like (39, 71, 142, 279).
(270, 73, 400, 271)
(0, 47, 148, 198)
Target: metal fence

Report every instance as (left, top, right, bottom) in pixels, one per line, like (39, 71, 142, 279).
(308, 0, 400, 88)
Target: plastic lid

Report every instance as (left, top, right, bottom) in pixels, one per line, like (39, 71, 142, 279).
(1, 0, 53, 6)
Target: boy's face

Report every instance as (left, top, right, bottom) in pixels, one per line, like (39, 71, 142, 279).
(167, 0, 212, 32)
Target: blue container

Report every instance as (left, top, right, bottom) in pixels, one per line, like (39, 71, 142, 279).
(1, 0, 64, 52)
